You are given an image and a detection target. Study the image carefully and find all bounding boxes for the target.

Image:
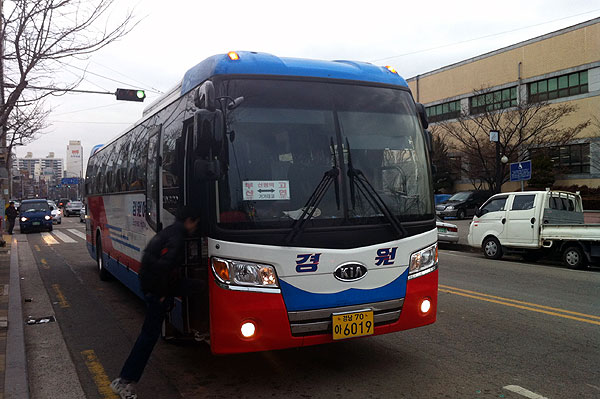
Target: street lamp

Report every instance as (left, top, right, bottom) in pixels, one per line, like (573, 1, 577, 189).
(490, 130, 502, 193)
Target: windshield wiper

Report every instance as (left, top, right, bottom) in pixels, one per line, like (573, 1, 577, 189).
(285, 137, 340, 244)
(346, 137, 406, 238)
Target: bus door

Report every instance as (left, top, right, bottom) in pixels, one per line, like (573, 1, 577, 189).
(177, 119, 210, 337)
(146, 125, 163, 231)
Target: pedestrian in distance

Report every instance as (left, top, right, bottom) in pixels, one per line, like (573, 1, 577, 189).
(111, 206, 205, 399)
(6, 202, 18, 235)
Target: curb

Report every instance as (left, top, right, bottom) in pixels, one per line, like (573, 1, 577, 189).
(439, 242, 479, 253)
(4, 238, 30, 399)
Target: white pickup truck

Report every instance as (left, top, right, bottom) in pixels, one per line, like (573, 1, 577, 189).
(467, 190, 600, 269)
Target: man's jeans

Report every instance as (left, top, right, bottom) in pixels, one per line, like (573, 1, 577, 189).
(119, 294, 170, 382)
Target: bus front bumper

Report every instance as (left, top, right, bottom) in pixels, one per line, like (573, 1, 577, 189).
(209, 269, 438, 354)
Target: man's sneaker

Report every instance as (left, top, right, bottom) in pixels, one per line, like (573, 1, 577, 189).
(110, 378, 138, 399)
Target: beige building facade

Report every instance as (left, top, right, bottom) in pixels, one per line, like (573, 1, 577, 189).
(407, 17, 600, 191)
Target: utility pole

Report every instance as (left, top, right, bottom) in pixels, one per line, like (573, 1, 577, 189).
(0, 0, 8, 207)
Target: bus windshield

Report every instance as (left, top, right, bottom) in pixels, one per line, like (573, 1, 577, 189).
(216, 79, 433, 230)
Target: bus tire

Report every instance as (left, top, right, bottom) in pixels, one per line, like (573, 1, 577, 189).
(96, 236, 111, 281)
(482, 236, 503, 260)
(563, 246, 587, 270)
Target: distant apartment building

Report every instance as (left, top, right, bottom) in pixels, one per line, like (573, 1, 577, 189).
(407, 17, 600, 191)
(13, 152, 64, 183)
(66, 140, 83, 178)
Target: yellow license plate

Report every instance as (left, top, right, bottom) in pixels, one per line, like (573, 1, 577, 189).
(332, 310, 374, 340)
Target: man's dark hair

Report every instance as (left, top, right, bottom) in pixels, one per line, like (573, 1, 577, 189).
(9, 202, 14, 205)
(176, 206, 202, 222)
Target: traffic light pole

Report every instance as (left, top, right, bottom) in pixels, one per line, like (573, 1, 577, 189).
(4, 84, 146, 101)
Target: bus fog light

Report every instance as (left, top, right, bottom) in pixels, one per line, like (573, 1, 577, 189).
(420, 298, 431, 314)
(241, 321, 256, 338)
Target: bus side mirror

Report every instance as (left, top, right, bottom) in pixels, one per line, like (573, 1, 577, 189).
(194, 159, 221, 181)
(475, 208, 483, 217)
(425, 129, 433, 154)
(194, 81, 216, 111)
(194, 109, 225, 155)
(416, 103, 429, 129)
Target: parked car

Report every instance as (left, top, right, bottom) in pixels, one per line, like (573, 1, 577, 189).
(436, 217, 459, 243)
(64, 200, 83, 216)
(80, 206, 86, 223)
(436, 190, 491, 219)
(19, 199, 53, 233)
(468, 190, 600, 269)
(47, 200, 62, 224)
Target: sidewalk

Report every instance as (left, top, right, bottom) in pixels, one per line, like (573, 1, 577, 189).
(0, 235, 10, 398)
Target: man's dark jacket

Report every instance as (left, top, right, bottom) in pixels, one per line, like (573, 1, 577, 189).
(139, 221, 186, 297)
(6, 206, 17, 221)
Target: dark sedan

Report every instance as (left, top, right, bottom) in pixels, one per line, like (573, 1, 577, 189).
(19, 199, 53, 233)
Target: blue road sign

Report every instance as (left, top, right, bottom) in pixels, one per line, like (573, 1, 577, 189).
(510, 161, 532, 182)
(61, 177, 80, 185)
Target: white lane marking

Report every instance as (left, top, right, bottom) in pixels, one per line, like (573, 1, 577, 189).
(52, 231, 76, 243)
(67, 229, 87, 240)
(41, 232, 59, 245)
(503, 385, 548, 399)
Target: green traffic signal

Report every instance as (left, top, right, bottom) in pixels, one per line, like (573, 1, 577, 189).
(116, 88, 146, 102)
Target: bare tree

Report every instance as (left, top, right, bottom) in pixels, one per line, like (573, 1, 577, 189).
(434, 88, 590, 193)
(0, 0, 137, 139)
(6, 98, 50, 156)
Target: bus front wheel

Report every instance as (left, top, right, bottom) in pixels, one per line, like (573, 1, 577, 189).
(96, 236, 111, 281)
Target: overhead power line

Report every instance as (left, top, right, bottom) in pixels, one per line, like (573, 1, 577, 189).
(60, 61, 163, 94)
(371, 8, 600, 63)
(91, 60, 165, 94)
(53, 103, 124, 117)
(51, 120, 133, 125)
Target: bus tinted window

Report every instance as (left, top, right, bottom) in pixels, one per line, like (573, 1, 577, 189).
(129, 127, 148, 190)
(217, 79, 433, 229)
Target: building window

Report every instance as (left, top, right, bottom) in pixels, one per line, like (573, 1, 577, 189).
(531, 143, 590, 174)
(528, 70, 588, 103)
(426, 100, 461, 122)
(470, 87, 517, 115)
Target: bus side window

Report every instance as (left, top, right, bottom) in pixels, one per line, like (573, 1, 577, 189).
(161, 120, 183, 225)
(128, 127, 148, 191)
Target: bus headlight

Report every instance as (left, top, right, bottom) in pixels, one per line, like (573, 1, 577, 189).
(44, 215, 52, 220)
(212, 257, 279, 288)
(409, 243, 438, 277)
(20, 217, 28, 222)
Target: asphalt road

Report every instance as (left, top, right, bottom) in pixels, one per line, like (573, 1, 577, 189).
(18, 217, 600, 399)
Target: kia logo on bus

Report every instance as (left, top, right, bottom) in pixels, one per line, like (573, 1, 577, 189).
(334, 262, 368, 282)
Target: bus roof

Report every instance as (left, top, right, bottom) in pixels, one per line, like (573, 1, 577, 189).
(97, 52, 409, 161)
(180, 51, 408, 95)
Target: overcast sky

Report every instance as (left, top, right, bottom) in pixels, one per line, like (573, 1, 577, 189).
(15, 0, 600, 173)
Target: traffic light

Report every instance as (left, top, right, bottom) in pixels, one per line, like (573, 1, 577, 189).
(115, 88, 146, 102)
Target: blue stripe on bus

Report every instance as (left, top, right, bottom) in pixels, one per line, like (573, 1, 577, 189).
(105, 223, 123, 232)
(279, 270, 408, 312)
(110, 236, 141, 252)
